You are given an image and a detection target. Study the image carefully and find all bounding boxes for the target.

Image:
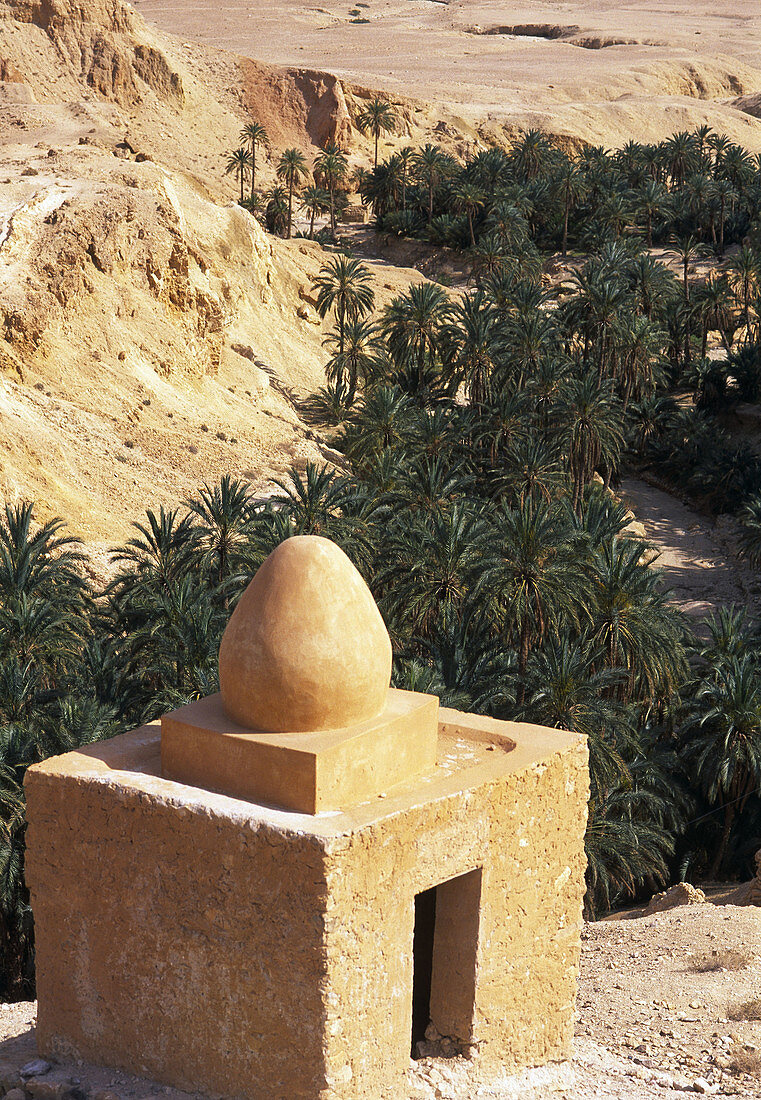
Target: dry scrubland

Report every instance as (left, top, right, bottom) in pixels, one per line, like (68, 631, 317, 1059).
(138, 0, 761, 149)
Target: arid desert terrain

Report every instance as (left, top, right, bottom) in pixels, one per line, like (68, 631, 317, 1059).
(137, 0, 761, 148)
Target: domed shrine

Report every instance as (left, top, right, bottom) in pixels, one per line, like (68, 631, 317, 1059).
(25, 535, 589, 1100)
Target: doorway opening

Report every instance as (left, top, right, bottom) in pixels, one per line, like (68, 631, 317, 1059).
(410, 868, 482, 1058)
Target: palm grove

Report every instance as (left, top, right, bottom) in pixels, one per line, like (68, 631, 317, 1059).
(5, 121, 761, 999)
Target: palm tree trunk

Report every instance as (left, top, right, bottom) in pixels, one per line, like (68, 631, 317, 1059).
(709, 801, 736, 880)
(684, 318, 691, 368)
(517, 620, 531, 704)
(251, 145, 256, 202)
(374, 129, 379, 169)
(467, 210, 475, 249)
(240, 171, 244, 205)
(330, 185, 336, 236)
(562, 190, 570, 258)
(287, 180, 293, 238)
(309, 209, 316, 239)
(428, 180, 434, 225)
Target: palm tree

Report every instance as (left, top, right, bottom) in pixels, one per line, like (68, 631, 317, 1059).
(377, 504, 489, 639)
(634, 180, 671, 248)
(563, 264, 630, 380)
(479, 499, 590, 697)
(340, 385, 413, 465)
(264, 185, 289, 236)
(584, 788, 674, 918)
(693, 273, 736, 360)
(324, 317, 381, 406)
(442, 291, 502, 405)
(300, 185, 330, 239)
(184, 476, 260, 591)
(511, 129, 553, 181)
(0, 503, 91, 683)
(356, 97, 397, 168)
(313, 143, 348, 236)
(413, 144, 450, 225)
(669, 232, 704, 303)
(519, 633, 631, 801)
(313, 254, 375, 358)
(629, 254, 679, 320)
(381, 281, 451, 395)
(109, 507, 199, 596)
(616, 314, 666, 411)
(225, 147, 252, 205)
(450, 179, 485, 249)
(240, 122, 268, 201)
(681, 656, 761, 878)
(560, 375, 624, 510)
(738, 495, 761, 567)
(727, 244, 761, 339)
(397, 145, 414, 211)
(664, 131, 697, 189)
(276, 148, 309, 238)
(589, 537, 686, 702)
(669, 232, 706, 367)
(497, 436, 566, 508)
(553, 160, 587, 258)
(709, 178, 736, 257)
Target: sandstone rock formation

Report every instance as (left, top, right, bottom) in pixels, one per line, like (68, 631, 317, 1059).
(0, 0, 429, 550)
(644, 882, 708, 915)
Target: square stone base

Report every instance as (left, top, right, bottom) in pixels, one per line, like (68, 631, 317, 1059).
(25, 711, 589, 1100)
(160, 688, 439, 814)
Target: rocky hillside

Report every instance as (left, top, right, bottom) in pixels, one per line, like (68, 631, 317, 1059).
(0, 0, 439, 558)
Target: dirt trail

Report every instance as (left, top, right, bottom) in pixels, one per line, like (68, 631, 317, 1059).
(620, 477, 760, 620)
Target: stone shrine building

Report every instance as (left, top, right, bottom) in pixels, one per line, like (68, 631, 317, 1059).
(26, 536, 589, 1100)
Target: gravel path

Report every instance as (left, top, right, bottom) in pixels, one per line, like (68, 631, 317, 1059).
(620, 478, 760, 620)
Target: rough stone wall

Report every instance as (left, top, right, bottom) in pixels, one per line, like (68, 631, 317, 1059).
(26, 716, 588, 1100)
(25, 736, 332, 1100)
(320, 723, 589, 1099)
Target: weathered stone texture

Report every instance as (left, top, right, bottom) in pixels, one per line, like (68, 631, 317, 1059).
(321, 712, 589, 1098)
(26, 731, 331, 1099)
(26, 712, 588, 1100)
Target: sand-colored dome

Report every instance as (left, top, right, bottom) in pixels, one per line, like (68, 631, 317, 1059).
(218, 535, 392, 732)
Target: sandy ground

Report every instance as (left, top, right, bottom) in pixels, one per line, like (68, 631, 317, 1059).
(136, 0, 761, 149)
(2, 904, 760, 1099)
(621, 478, 761, 621)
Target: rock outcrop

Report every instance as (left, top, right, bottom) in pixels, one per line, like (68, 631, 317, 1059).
(644, 882, 708, 915)
(0, 0, 184, 107)
(728, 849, 761, 906)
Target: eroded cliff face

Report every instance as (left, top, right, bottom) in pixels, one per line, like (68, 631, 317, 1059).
(0, 0, 462, 549)
(0, 0, 345, 548)
(0, 128, 338, 553)
(0, 0, 185, 106)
